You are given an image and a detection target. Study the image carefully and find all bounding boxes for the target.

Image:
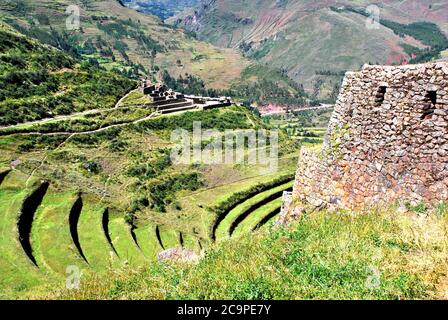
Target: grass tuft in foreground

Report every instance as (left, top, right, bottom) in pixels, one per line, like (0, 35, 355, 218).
(34, 207, 448, 300)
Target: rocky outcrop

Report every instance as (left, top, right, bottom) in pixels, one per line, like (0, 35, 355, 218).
(281, 62, 448, 222)
(158, 248, 201, 264)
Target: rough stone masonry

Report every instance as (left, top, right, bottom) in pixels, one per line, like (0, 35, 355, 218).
(280, 62, 448, 222)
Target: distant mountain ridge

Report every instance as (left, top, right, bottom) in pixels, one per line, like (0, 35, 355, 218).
(172, 0, 448, 98)
(122, 0, 199, 21)
(0, 0, 248, 90)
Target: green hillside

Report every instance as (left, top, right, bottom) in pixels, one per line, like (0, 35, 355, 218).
(0, 0, 307, 105)
(0, 24, 305, 297)
(174, 0, 448, 99)
(0, 0, 249, 89)
(122, 0, 199, 21)
(0, 22, 134, 126)
(0, 1, 448, 301)
(32, 207, 448, 300)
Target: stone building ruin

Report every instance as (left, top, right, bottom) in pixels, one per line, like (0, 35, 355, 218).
(138, 78, 232, 114)
(280, 62, 448, 222)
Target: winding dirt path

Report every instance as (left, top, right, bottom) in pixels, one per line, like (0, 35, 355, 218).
(0, 90, 134, 131)
(10, 112, 159, 137)
(1, 101, 201, 137)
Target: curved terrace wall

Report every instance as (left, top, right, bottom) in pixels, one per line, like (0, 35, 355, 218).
(283, 62, 448, 219)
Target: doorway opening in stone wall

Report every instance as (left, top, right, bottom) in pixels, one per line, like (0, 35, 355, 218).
(421, 91, 437, 120)
(375, 86, 387, 106)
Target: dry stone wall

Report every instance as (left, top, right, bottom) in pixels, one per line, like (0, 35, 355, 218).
(282, 62, 448, 220)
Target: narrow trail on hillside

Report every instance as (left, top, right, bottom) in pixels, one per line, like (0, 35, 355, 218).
(0, 90, 134, 131)
(25, 133, 75, 187)
(15, 112, 158, 137)
(13, 104, 202, 136)
(0, 108, 113, 131)
(179, 157, 298, 200)
(0, 97, 200, 137)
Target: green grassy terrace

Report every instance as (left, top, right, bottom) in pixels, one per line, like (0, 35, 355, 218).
(34, 206, 448, 300)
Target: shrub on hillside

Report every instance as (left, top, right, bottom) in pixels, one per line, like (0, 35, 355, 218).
(146, 172, 204, 213)
(0, 25, 136, 126)
(133, 108, 252, 133)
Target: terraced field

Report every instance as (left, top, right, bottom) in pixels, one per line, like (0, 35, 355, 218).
(0, 101, 306, 297)
(0, 169, 294, 289)
(182, 233, 202, 251)
(77, 200, 116, 269)
(108, 216, 147, 266)
(0, 170, 50, 296)
(232, 197, 283, 237)
(134, 223, 163, 261)
(0, 172, 205, 294)
(214, 180, 294, 241)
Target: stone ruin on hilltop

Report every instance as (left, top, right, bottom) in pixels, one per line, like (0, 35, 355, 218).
(138, 78, 232, 114)
(280, 62, 448, 222)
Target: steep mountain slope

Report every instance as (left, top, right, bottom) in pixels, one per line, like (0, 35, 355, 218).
(379, 0, 448, 31)
(122, 0, 199, 21)
(0, 0, 248, 89)
(0, 22, 134, 125)
(0, 26, 302, 295)
(172, 0, 448, 97)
